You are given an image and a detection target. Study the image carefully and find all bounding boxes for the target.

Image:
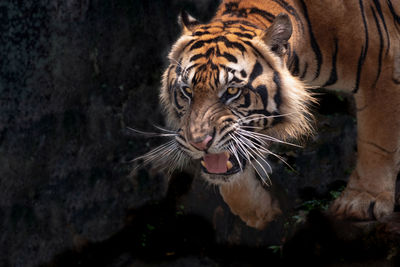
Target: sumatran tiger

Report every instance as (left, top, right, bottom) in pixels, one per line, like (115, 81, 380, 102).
(137, 0, 400, 229)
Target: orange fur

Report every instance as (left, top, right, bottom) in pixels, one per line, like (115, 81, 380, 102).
(159, 0, 400, 228)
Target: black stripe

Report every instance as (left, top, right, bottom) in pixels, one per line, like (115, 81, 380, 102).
(240, 70, 247, 78)
(387, 0, 400, 24)
(182, 39, 196, 51)
(175, 62, 182, 76)
(232, 32, 254, 39)
(208, 81, 215, 90)
(224, 66, 236, 74)
(299, 0, 322, 81)
(242, 40, 273, 69)
(271, 111, 284, 126)
(210, 62, 219, 71)
(246, 109, 272, 119)
(287, 42, 292, 60)
(249, 61, 263, 83)
(174, 90, 183, 110)
(166, 66, 174, 93)
(218, 129, 236, 148)
(192, 64, 206, 85)
(218, 36, 246, 52)
(373, 0, 390, 55)
(221, 52, 238, 63)
(189, 54, 204, 62)
(300, 62, 308, 80)
(193, 31, 210, 36)
(323, 38, 338, 87)
(218, 130, 234, 145)
(190, 36, 246, 53)
(370, 5, 383, 87)
(175, 109, 183, 119)
(182, 64, 198, 83)
(214, 67, 220, 87)
(238, 25, 256, 33)
(223, 6, 248, 18)
(221, 19, 259, 29)
(273, 72, 282, 108)
(231, 108, 247, 117)
(219, 118, 234, 134)
(206, 47, 215, 57)
(238, 91, 251, 108)
(221, 65, 237, 86)
(168, 78, 176, 95)
(353, 48, 366, 94)
(190, 40, 207, 50)
(249, 8, 275, 23)
(231, 76, 243, 83)
(176, 135, 190, 149)
(224, 2, 239, 12)
(353, 0, 369, 94)
(197, 64, 207, 71)
(252, 14, 269, 28)
(185, 63, 198, 74)
(256, 85, 268, 109)
(289, 51, 300, 76)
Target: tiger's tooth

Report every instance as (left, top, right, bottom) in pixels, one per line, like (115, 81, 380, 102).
(201, 160, 206, 168)
(224, 152, 230, 159)
(226, 161, 233, 170)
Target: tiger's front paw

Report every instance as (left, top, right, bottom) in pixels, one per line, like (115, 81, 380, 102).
(226, 189, 282, 230)
(330, 188, 394, 220)
(219, 175, 282, 230)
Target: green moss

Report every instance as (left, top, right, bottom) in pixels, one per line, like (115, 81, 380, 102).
(329, 186, 345, 199)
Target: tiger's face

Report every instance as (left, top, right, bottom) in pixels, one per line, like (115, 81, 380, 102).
(160, 13, 313, 184)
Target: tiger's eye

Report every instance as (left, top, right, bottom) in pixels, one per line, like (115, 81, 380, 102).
(183, 86, 192, 95)
(227, 87, 239, 95)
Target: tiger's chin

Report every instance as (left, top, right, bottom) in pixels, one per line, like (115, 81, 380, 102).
(201, 169, 245, 185)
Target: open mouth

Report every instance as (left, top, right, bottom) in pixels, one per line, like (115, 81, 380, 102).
(200, 151, 246, 175)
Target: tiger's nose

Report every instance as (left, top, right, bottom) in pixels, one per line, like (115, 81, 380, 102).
(190, 135, 213, 151)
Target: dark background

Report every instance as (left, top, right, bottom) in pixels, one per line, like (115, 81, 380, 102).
(1, 0, 398, 266)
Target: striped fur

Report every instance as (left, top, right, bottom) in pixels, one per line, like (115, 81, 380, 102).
(157, 0, 400, 227)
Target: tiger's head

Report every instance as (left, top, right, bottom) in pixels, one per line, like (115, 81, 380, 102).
(159, 12, 314, 184)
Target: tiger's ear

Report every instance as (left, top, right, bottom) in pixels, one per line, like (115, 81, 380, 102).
(179, 10, 200, 33)
(263, 13, 292, 56)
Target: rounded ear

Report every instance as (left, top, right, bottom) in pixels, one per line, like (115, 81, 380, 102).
(263, 13, 292, 56)
(178, 10, 200, 33)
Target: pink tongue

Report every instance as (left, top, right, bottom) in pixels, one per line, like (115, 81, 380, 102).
(203, 152, 229, 174)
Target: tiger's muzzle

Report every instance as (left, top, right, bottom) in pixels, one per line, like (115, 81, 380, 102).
(188, 132, 247, 176)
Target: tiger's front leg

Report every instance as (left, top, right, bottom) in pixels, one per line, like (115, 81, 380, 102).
(219, 167, 282, 230)
(331, 81, 400, 220)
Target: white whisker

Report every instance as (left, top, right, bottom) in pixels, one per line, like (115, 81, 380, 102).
(131, 140, 175, 162)
(127, 127, 178, 137)
(237, 128, 302, 148)
(152, 124, 179, 134)
(237, 136, 272, 185)
(238, 125, 264, 130)
(237, 112, 296, 124)
(229, 133, 270, 185)
(228, 143, 243, 171)
(240, 137, 272, 171)
(237, 132, 295, 172)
